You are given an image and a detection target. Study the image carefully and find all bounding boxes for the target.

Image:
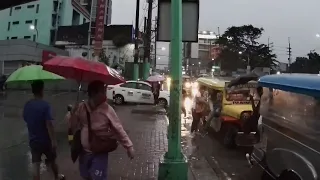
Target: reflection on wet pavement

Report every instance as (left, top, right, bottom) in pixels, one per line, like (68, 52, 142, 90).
(0, 91, 84, 179)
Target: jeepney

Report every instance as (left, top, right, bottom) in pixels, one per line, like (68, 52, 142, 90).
(197, 77, 259, 148)
(248, 74, 320, 180)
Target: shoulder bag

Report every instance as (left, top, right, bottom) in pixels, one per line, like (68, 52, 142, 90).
(85, 106, 118, 153)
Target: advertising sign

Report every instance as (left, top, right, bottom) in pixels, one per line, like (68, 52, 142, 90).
(94, 0, 106, 57)
(210, 45, 221, 60)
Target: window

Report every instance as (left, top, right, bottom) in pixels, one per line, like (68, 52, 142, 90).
(25, 20, 32, 24)
(24, 36, 31, 39)
(9, 8, 12, 16)
(120, 82, 137, 89)
(14, 6, 21, 10)
(34, 19, 38, 27)
(27, 5, 35, 8)
(36, 4, 39, 13)
(6, 37, 9, 40)
(198, 44, 209, 50)
(12, 21, 19, 25)
(11, 37, 18, 39)
(199, 50, 209, 59)
(33, 35, 36, 41)
(137, 83, 152, 91)
(7, 22, 10, 31)
(83, 18, 86, 23)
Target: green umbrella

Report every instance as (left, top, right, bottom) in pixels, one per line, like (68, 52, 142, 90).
(5, 65, 65, 83)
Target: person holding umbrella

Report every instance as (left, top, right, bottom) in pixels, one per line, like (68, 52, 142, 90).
(5, 65, 65, 180)
(70, 80, 134, 180)
(23, 80, 65, 180)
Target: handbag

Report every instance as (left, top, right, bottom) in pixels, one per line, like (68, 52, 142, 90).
(70, 129, 82, 163)
(85, 106, 118, 153)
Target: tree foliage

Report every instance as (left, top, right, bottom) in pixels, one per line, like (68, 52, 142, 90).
(215, 25, 278, 72)
(290, 51, 320, 74)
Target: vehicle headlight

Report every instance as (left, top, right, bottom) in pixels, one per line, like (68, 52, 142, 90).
(185, 82, 191, 88)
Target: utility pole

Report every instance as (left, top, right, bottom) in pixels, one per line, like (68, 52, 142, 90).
(133, 0, 140, 80)
(154, 16, 158, 70)
(267, 37, 274, 74)
(287, 37, 292, 73)
(143, 0, 153, 79)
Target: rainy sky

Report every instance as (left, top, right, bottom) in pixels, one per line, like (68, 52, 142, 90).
(112, 0, 320, 65)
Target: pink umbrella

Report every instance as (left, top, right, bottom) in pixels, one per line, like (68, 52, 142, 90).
(147, 75, 165, 82)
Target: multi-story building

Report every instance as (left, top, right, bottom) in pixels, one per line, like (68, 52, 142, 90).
(190, 31, 218, 60)
(0, 0, 90, 45)
(80, 0, 112, 25)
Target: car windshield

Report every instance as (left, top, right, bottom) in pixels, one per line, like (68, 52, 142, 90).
(226, 89, 250, 102)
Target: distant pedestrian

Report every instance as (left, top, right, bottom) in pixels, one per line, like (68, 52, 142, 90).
(191, 86, 206, 136)
(23, 80, 64, 180)
(70, 80, 134, 180)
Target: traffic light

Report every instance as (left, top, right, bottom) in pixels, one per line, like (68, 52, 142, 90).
(0, 0, 38, 10)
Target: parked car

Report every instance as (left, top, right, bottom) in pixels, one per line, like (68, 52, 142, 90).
(106, 80, 170, 106)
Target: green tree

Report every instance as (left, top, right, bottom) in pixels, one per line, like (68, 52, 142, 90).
(290, 51, 320, 73)
(216, 25, 278, 71)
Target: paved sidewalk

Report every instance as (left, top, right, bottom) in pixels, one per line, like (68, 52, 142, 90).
(44, 105, 198, 179)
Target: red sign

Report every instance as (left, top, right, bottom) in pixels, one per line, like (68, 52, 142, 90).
(210, 45, 222, 60)
(94, 0, 106, 57)
(42, 51, 56, 64)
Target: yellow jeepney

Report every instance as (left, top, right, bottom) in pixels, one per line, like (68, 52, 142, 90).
(196, 77, 258, 148)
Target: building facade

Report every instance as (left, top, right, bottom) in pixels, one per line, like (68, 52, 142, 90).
(0, 39, 69, 75)
(190, 31, 219, 60)
(80, 0, 112, 25)
(0, 0, 90, 45)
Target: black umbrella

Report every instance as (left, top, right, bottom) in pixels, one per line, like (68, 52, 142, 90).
(228, 70, 265, 88)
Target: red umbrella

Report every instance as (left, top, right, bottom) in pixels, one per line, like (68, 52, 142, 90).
(43, 56, 125, 84)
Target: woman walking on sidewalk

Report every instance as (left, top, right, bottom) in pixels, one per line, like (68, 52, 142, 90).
(70, 80, 134, 180)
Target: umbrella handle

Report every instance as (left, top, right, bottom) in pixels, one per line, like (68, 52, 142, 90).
(76, 82, 81, 101)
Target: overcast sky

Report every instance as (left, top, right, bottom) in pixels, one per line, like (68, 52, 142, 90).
(112, 0, 320, 65)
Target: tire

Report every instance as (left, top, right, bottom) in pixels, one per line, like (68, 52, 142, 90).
(223, 124, 238, 148)
(278, 170, 301, 180)
(114, 94, 124, 105)
(158, 98, 168, 107)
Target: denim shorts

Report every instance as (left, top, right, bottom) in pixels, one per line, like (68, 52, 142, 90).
(79, 152, 109, 180)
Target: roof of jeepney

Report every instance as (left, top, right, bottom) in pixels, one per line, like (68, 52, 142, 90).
(259, 73, 320, 97)
(196, 77, 229, 90)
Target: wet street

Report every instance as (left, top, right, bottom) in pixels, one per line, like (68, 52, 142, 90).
(0, 91, 263, 179)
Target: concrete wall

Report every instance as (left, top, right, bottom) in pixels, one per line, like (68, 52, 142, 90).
(0, 39, 69, 75)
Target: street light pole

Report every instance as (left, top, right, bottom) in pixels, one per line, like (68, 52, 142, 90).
(158, 0, 188, 179)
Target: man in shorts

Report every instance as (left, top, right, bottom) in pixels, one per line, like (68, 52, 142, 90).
(23, 80, 64, 180)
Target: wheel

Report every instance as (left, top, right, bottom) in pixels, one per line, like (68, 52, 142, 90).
(278, 170, 301, 180)
(223, 124, 238, 148)
(114, 94, 124, 105)
(158, 98, 168, 107)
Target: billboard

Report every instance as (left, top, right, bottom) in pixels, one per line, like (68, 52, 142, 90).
(93, 0, 106, 57)
(210, 45, 221, 60)
(0, 0, 38, 10)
